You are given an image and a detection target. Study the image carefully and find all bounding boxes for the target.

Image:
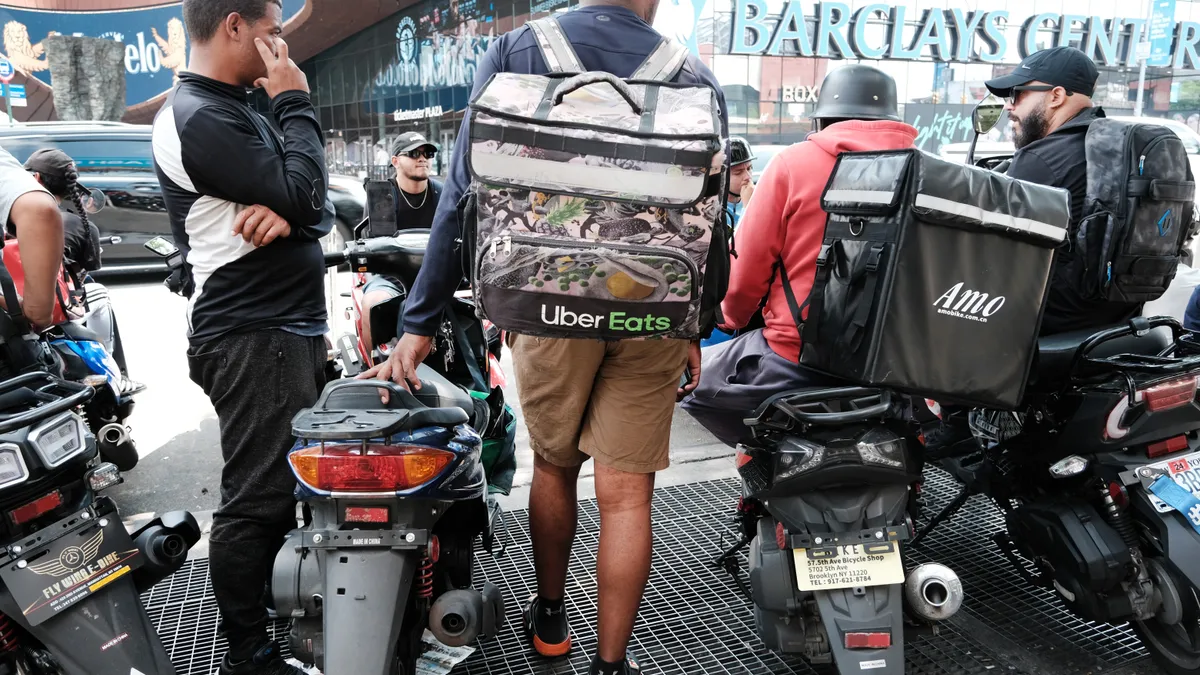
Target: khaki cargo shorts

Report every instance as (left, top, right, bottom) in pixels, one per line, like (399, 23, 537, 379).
(507, 334, 690, 474)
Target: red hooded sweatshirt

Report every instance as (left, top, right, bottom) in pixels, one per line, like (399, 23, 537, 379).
(721, 120, 919, 363)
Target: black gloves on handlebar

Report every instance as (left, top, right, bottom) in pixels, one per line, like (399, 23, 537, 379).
(164, 263, 194, 299)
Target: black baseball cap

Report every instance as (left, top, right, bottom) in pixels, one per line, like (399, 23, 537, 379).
(390, 131, 437, 157)
(985, 46, 1099, 99)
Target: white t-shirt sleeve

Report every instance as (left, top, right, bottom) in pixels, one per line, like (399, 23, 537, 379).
(0, 146, 50, 232)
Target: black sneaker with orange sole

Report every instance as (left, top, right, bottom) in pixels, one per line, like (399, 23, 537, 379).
(522, 594, 572, 658)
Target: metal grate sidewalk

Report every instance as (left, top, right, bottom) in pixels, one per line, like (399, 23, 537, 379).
(141, 472, 1152, 675)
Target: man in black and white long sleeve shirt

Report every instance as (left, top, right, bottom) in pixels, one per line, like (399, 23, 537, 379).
(151, 1, 330, 673)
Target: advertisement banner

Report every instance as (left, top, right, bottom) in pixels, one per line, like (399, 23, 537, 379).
(0, 0, 306, 109)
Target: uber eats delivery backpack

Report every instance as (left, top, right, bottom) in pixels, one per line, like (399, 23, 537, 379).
(1076, 117, 1196, 303)
(459, 16, 730, 340)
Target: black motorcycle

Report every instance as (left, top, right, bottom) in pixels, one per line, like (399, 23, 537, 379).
(912, 316, 1200, 675)
(0, 370, 201, 674)
(719, 385, 961, 675)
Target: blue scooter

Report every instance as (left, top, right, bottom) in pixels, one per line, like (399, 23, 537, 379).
(47, 318, 138, 471)
(44, 235, 141, 472)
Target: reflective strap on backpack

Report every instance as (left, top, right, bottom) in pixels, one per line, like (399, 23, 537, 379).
(527, 17, 584, 73)
(630, 37, 689, 83)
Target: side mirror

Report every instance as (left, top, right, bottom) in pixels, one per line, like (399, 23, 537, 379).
(143, 236, 179, 259)
(81, 187, 106, 214)
(972, 95, 1005, 135)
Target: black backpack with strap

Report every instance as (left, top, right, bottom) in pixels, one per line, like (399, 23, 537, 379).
(1075, 117, 1196, 303)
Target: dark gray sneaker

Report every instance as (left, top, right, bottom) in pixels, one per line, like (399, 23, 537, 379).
(589, 651, 646, 675)
(218, 641, 308, 675)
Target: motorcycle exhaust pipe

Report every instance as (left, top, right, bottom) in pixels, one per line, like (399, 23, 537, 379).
(429, 589, 484, 647)
(97, 423, 138, 471)
(904, 563, 964, 622)
(98, 423, 129, 447)
(129, 511, 202, 594)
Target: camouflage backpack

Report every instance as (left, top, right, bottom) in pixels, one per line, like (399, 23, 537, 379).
(462, 15, 728, 341)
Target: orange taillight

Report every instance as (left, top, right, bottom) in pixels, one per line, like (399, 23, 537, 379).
(289, 444, 455, 492)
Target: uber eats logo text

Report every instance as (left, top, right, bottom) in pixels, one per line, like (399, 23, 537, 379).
(541, 305, 672, 332)
(933, 282, 1006, 323)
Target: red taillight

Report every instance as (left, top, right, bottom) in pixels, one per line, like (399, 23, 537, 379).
(736, 450, 753, 468)
(775, 522, 787, 549)
(289, 444, 455, 492)
(1144, 376, 1198, 412)
(845, 632, 891, 649)
(1148, 435, 1190, 459)
(344, 506, 390, 523)
(1108, 481, 1130, 508)
(9, 490, 62, 526)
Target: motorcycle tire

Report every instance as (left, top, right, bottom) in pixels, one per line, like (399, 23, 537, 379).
(1134, 581, 1200, 674)
(391, 602, 425, 675)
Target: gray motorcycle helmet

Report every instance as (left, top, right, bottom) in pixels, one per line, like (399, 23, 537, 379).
(810, 64, 901, 130)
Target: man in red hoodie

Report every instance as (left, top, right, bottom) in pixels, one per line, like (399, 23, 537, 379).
(681, 65, 918, 446)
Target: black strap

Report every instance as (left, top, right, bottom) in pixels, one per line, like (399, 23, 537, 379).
(0, 257, 30, 336)
(800, 244, 835, 345)
(842, 244, 885, 350)
(777, 259, 808, 336)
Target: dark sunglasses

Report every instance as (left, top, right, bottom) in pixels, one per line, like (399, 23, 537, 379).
(403, 148, 437, 160)
(1005, 85, 1072, 106)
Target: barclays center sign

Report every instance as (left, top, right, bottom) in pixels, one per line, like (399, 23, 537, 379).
(730, 1, 1200, 69)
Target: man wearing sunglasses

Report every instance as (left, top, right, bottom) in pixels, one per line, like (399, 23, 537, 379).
(985, 46, 1141, 336)
(359, 131, 443, 350)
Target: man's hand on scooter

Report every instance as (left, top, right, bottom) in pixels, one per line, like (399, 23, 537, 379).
(233, 205, 291, 247)
(357, 332, 434, 403)
(676, 340, 702, 402)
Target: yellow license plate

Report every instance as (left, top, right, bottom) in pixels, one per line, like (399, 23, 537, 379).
(792, 542, 905, 592)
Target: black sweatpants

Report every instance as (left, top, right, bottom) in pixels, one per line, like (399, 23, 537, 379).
(187, 329, 326, 659)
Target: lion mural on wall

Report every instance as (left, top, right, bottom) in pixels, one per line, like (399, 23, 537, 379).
(3, 21, 56, 76)
(151, 17, 186, 83)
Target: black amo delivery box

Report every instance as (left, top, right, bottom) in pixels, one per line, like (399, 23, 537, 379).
(794, 149, 1071, 409)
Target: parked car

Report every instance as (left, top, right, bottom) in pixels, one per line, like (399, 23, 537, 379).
(0, 121, 364, 275)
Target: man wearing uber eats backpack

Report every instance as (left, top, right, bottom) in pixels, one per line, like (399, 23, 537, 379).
(360, 2, 729, 673)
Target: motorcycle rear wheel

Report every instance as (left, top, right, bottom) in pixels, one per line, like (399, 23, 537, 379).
(1135, 583, 1200, 674)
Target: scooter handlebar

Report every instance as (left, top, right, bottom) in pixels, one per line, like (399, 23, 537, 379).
(324, 250, 347, 267)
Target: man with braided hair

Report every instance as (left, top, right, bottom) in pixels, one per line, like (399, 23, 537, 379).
(23, 148, 142, 394)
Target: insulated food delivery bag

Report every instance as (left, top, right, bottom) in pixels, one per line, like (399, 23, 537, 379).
(462, 16, 727, 340)
(792, 149, 1070, 409)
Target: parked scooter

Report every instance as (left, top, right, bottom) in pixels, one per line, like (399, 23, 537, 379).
(333, 210, 506, 390)
(322, 190, 519, 506)
(4, 191, 141, 472)
(0, 370, 200, 674)
(272, 372, 505, 675)
(717, 385, 959, 674)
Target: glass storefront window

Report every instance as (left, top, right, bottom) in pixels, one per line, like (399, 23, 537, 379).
(300, 0, 1200, 176)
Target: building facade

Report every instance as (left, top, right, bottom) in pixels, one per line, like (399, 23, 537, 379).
(303, 0, 1200, 177)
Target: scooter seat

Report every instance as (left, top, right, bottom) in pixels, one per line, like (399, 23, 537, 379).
(293, 365, 476, 440)
(1033, 323, 1173, 385)
(58, 321, 105, 345)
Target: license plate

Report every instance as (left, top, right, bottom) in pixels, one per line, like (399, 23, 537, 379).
(792, 542, 905, 592)
(1146, 450, 1200, 514)
(0, 516, 141, 626)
